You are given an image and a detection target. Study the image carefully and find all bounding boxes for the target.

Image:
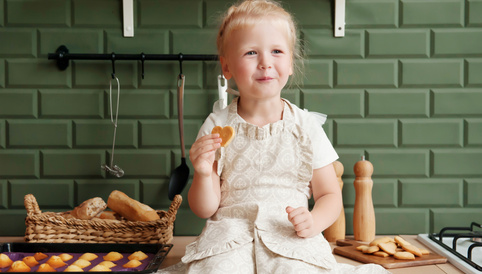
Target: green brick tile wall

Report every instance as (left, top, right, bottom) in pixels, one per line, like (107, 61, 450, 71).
(0, 29, 36, 57)
(8, 120, 72, 147)
(367, 30, 430, 57)
(400, 119, 463, 146)
(367, 89, 429, 117)
(0, 121, 5, 148)
(6, 0, 70, 26)
(401, 0, 464, 27)
(346, 0, 398, 28)
(0, 0, 480, 237)
(467, 119, 482, 145)
(466, 179, 482, 206)
(469, 1, 482, 26)
(468, 59, 482, 85)
(399, 179, 464, 207)
(401, 60, 464, 87)
(0, 60, 4, 88)
(0, 180, 7, 209)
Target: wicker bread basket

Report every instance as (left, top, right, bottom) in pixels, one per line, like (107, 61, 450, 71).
(24, 194, 182, 244)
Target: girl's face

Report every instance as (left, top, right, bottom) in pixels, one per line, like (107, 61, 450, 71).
(220, 20, 293, 101)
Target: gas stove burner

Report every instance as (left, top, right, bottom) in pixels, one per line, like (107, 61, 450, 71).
(418, 222, 482, 273)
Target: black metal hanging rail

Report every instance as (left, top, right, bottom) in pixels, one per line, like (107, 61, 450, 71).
(48, 45, 219, 73)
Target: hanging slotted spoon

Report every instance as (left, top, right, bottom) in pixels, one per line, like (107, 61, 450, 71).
(168, 74, 190, 200)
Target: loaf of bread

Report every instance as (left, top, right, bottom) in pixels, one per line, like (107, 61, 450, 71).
(98, 210, 119, 220)
(71, 197, 107, 220)
(107, 190, 160, 222)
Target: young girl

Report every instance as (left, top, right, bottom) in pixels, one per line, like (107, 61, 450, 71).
(159, 0, 390, 273)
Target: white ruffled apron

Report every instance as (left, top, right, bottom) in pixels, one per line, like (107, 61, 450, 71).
(158, 98, 390, 274)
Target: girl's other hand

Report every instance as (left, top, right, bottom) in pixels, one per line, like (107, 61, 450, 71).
(189, 134, 222, 177)
(286, 206, 318, 238)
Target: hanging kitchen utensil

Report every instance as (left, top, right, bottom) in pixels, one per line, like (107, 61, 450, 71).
(216, 74, 228, 110)
(101, 62, 124, 178)
(168, 65, 190, 200)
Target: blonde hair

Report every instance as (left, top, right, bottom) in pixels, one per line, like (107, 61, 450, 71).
(216, 0, 303, 87)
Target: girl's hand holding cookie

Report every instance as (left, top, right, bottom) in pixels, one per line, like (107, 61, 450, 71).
(189, 134, 222, 177)
(286, 206, 318, 238)
(211, 126, 235, 147)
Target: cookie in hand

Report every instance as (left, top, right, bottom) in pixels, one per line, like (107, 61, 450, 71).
(211, 126, 235, 147)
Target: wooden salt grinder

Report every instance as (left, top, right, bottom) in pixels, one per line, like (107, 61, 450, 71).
(353, 156, 375, 242)
(323, 161, 346, 242)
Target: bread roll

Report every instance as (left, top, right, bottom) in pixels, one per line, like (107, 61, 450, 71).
(98, 210, 119, 220)
(107, 190, 160, 222)
(71, 197, 107, 220)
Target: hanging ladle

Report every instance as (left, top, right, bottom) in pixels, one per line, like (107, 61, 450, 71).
(101, 61, 124, 178)
(168, 59, 190, 200)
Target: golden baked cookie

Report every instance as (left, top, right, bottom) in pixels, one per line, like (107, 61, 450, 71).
(402, 244, 422, 257)
(369, 236, 393, 246)
(7, 261, 31, 272)
(79, 253, 98, 261)
(373, 251, 390, 258)
(122, 260, 142, 268)
(97, 261, 116, 269)
(88, 265, 111, 272)
(72, 259, 91, 269)
(0, 253, 14, 268)
(211, 126, 235, 147)
(59, 254, 73, 262)
(36, 263, 57, 272)
(33, 253, 48, 261)
(362, 245, 379, 254)
(355, 245, 368, 251)
(394, 236, 411, 247)
(394, 251, 415, 260)
(46, 256, 67, 268)
(378, 242, 397, 255)
(128, 251, 148, 261)
(102, 252, 123, 262)
(22, 256, 39, 267)
(64, 265, 84, 272)
(420, 248, 430, 255)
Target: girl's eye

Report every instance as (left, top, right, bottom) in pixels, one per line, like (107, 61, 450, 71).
(245, 51, 256, 55)
(272, 49, 283, 54)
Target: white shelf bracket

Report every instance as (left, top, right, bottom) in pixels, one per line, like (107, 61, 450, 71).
(122, 0, 134, 37)
(334, 0, 346, 37)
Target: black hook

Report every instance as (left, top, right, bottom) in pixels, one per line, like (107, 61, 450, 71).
(55, 45, 70, 71)
(141, 53, 146, 79)
(178, 53, 183, 75)
(111, 52, 116, 79)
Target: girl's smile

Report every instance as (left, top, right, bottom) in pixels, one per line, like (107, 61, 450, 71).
(256, 76, 274, 82)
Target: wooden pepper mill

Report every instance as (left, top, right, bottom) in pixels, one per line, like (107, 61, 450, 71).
(323, 161, 346, 242)
(353, 155, 375, 242)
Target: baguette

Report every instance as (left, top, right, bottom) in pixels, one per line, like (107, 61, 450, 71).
(107, 190, 160, 222)
(71, 197, 107, 220)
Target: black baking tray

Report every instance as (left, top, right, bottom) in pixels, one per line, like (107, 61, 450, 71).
(0, 242, 173, 273)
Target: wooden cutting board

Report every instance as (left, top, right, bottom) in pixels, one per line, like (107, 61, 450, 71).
(333, 239, 447, 269)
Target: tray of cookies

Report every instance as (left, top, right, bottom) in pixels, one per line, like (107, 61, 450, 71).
(0, 242, 172, 273)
